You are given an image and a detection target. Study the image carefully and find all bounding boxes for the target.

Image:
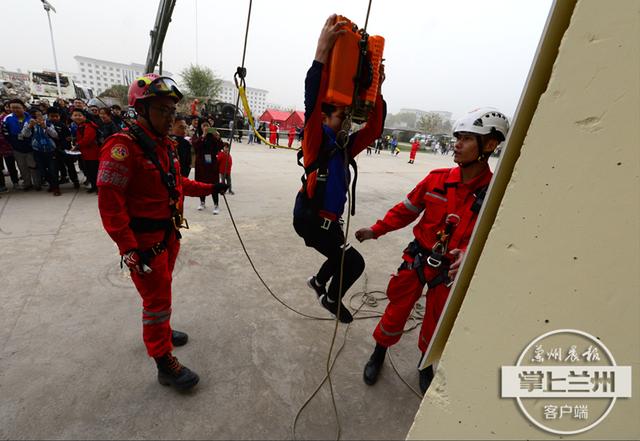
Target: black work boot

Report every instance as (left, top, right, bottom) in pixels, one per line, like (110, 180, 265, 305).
(171, 330, 189, 347)
(306, 276, 327, 300)
(154, 353, 199, 390)
(320, 294, 353, 323)
(419, 364, 434, 394)
(363, 343, 387, 385)
(308, 276, 353, 323)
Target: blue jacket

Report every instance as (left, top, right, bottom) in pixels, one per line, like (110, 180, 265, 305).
(321, 125, 351, 216)
(295, 61, 386, 220)
(22, 122, 57, 153)
(2, 113, 32, 153)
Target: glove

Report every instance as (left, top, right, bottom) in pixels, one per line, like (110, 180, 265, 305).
(213, 183, 229, 194)
(122, 249, 152, 274)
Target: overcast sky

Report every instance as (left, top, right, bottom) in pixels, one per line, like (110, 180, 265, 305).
(2, 0, 552, 118)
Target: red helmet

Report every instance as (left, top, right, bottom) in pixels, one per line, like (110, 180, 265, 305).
(128, 73, 183, 107)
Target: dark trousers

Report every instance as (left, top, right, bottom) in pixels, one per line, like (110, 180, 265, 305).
(1, 155, 19, 188)
(219, 173, 232, 192)
(84, 160, 99, 190)
(33, 150, 59, 190)
(293, 214, 365, 301)
(200, 192, 219, 206)
(57, 152, 79, 184)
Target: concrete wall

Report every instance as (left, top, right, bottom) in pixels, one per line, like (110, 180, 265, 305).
(407, 0, 640, 439)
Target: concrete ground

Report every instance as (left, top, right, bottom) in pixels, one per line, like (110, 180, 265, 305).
(0, 142, 496, 440)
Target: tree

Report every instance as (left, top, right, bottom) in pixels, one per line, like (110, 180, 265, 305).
(179, 64, 222, 99)
(417, 112, 452, 134)
(99, 84, 128, 105)
(441, 118, 453, 135)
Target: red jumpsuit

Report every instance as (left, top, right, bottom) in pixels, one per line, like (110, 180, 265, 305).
(370, 166, 492, 353)
(269, 122, 278, 145)
(96, 123, 214, 358)
(409, 140, 420, 162)
(287, 127, 296, 148)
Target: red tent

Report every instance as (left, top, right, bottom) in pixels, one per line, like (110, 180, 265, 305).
(282, 111, 304, 130)
(258, 109, 290, 125)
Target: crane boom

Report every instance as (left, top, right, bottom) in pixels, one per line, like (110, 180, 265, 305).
(145, 0, 177, 74)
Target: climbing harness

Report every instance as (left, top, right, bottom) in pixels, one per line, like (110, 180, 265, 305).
(399, 176, 491, 290)
(117, 120, 189, 270)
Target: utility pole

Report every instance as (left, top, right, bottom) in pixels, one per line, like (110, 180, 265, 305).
(41, 0, 62, 97)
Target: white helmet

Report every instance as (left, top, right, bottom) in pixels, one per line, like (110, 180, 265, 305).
(452, 107, 509, 142)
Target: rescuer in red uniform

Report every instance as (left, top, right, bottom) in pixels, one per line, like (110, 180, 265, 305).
(97, 74, 228, 390)
(355, 108, 509, 394)
(288, 126, 296, 148)
(269, 121, 278, 147)
(408, 138, 420, 164)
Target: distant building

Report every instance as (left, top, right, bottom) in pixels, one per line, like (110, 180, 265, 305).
(216, 80, 268, 118)
(399, 108, 453, 122)
(0, 69, 29, 82)
(72, 56, 172, 95)
(0, 69, 30, 102)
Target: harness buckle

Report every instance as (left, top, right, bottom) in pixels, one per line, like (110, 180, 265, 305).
(426, 255, 442, 268)
(320, 217, 332, 230)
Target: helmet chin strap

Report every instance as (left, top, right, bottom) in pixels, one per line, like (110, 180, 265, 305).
(458, 135, 488, 168)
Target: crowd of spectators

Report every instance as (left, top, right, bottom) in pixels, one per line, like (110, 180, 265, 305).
(0, 98, 128, 196)
(0, 98, 235, 211)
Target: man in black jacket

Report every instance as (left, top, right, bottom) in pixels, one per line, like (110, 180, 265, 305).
(171, 116, 192, 178)
(47, 107, 79, 189)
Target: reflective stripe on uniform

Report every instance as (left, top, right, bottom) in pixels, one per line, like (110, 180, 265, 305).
(142, 309, 171, 317)
(379, 323, 403, 337)
(142, 315, 170, 326)
(142, 309, 171, 325)
(425, 192, 448, 202)
(403, 198, 424, 213)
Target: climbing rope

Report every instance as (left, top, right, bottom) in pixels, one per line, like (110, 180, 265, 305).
(236, 84, 297, 150)
(229, 0, 293, 152)
(220, 1, 425, 440)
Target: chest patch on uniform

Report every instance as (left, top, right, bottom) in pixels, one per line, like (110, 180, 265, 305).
(110, 144, 129, 161)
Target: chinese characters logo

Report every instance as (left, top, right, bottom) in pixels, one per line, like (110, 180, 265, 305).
(501, 329, 631, 435)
